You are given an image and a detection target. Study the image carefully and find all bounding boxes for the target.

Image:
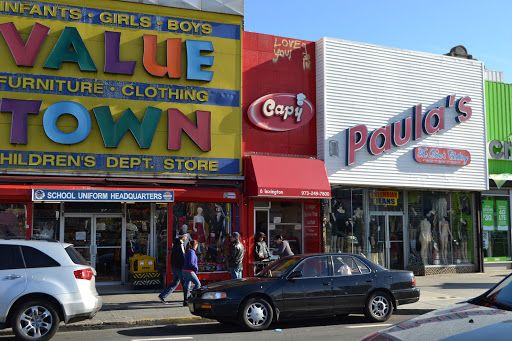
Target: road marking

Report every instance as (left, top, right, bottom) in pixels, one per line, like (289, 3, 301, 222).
(346, 324, 392, 329)
(132, 336, 193, 341)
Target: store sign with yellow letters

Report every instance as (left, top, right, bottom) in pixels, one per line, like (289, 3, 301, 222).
(0, 0, 242, 177)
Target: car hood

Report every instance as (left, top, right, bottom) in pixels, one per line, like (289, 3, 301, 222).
(370, 302, 512, 341)
(202, 276, 275, 291)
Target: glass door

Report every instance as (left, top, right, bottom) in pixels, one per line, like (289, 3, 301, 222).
(95, 216, 123, 282)
(63, 214, 124, 283)
(369, 213, 404, 269)
(63, 216, 92, 261)
(388, 215, 404, 270)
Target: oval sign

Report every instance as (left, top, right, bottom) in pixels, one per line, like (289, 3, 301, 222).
(247, 93, 314, 131)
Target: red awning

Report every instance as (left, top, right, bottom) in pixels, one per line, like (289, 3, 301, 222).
(246, 156, 331, 199)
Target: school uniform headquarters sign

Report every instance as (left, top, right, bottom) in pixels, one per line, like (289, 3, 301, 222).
(0, 0, 242, 178)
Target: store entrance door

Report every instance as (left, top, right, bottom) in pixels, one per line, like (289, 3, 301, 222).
(62, 213, 124, 284)
(369, 212, 404, 270)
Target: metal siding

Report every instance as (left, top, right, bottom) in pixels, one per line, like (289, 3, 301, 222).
(316, 38, 326, 160)
(317, 38, 488, 191)
(486, 81, 512, 174)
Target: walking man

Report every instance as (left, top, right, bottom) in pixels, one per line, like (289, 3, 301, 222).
(158, 231, 187, 303)
(227, 232, 245, 279)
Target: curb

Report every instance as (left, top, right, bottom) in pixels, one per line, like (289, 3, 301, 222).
(0, 316, 210, 336)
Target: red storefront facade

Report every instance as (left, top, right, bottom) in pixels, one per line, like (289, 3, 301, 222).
(242, 32, 330, 276)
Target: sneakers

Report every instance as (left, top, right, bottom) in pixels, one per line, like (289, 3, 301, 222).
(158, 296, 167, 304)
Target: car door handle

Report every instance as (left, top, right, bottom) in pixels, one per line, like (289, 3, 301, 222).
(322, 282, 330, 286)
(5, 275, 21, 280)
(366, 279, 373, 283)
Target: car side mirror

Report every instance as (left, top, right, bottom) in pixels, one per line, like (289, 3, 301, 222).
(288, 270, 303, 280)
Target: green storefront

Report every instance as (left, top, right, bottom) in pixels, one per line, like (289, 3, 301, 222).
(484, 81, 512, 269)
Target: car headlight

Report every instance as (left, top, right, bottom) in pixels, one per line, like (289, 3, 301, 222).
(201, 292, 227, 300)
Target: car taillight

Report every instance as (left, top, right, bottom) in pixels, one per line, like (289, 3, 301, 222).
(411, 276, 416, 287)
(74, 268, 94, 280)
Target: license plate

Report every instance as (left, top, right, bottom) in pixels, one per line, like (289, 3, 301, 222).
(188, 303, 194, 313)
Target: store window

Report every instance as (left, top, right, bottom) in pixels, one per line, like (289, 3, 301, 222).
(0, 204, 27, 237)
(267, 202, 302, 255)
(155, 204, 168, 273)
(327, 188, 363, 254)
(407, 191, 474, 267)
(173, 202, 234, 273)
(482, 196, 511, 262)
(33, 203, 60, 240)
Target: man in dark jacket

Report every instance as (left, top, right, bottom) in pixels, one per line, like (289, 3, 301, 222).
(227, 232, 244, 279)
(158, 231, 188, 303)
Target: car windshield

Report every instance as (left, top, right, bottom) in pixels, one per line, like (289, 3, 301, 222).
(477, 274, 512, 310)
(256, 257, 303, 278)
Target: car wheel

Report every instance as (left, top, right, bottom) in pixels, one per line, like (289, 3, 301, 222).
(11, 300, 60, 341)
(239, 297, 273, 331)
(364, 291, 393, 322)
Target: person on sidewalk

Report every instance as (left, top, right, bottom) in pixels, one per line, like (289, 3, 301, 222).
(227, 232, 245, 279)
(273, 234, 294, 259)
(182, 239, 201, 306)
(158, 231, 187, 304)
(255, 232, 270, 273)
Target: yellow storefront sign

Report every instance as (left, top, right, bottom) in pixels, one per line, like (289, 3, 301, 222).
(0, 0, 242, 177)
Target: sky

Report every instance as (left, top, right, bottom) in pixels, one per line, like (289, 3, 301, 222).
(244, 0, 511, 83)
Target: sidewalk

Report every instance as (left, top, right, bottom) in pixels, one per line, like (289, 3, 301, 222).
(2, 270, 511, 334)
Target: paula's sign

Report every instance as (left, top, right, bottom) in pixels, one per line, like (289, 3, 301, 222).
(346, 95, 472, 165)
(413, 146, 471, 166)
(247, 93, 314, 131)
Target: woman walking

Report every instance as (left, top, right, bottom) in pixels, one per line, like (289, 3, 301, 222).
(182, 240, 201, 306)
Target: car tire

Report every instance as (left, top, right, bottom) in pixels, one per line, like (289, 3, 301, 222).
(238, 297, 273, 331)
(11, 300, 60, 341)
(364, 291, 393, 322)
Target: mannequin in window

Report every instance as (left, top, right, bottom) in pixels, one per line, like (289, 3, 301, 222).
(409, 206, 419, 252)
(192, 207, 206, 254)
(419, 217, 432, 265)
(439, 217, 451, 264)
(459, 217, 469, 263)
(209, 206, 225, 249)
(352, 207, 364, 254)
(369, 218, 378, 263)
(330, 205, 339, 252)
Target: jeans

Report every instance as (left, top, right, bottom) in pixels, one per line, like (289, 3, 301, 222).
(159, 266, 183, 300)
(182, 270, 201, 299)
(230, 267, 243, 279)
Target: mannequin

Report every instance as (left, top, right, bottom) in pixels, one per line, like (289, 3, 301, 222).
(459, 217, 469, 263)
(209, 206, 225, 248)
(409, 206, 419, 252)
(337, 205, 347, 252)
(369, 218, 378, 263)
(353, 207, 364, 253)
(330, 206, 339, 252)
(419, 217, 432, 265)
(180, 217, 192, 247)
(439, 217, 451, 264)
(192, 207, 206, 254)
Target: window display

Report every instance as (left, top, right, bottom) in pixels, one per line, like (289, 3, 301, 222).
(482, 196, 511, 262)
(407, 191, 474, 266)
(172, 202, 233, 273)
(327, 188, 363, 254)
(0, 204, 27, 238)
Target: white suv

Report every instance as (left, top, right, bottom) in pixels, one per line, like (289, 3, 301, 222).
(0, 239, 102, 341)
